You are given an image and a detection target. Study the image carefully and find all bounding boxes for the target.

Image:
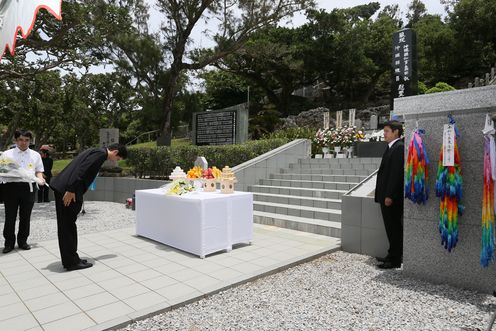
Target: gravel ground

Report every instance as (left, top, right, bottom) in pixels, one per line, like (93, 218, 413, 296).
(121, 251, 495, 331)
(0, 201, 135, 243)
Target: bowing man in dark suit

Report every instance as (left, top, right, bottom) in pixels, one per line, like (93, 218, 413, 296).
(51, 144, 127, 271)
(374, 120, 404, 269)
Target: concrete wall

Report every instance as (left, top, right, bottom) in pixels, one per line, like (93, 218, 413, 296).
(395, 85, 496, 293)
(341, 171, 389, 258)
(232, 139, 312, 192)
(84, 178, 168, 204)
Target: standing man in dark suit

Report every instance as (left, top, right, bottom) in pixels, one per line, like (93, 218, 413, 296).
(38, 149, 53, 203)
(374, 120, 404, 269)
(50, 143, 127, 271)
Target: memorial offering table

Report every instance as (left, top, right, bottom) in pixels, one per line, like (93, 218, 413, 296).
(135, 189, 253, 258)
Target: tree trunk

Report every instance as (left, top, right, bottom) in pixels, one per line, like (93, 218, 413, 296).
(157, 65, 181, 146)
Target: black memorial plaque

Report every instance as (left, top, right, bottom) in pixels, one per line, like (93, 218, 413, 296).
(392, 28, 418, 100)
(195, 111, 236, 146)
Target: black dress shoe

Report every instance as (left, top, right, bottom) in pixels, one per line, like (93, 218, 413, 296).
(378, 261, 401, 269)
(376, 255, 391, 263)
(18, 243, 31, 250)
(2, 246, 14, 254)
(66, 261, 93, 271)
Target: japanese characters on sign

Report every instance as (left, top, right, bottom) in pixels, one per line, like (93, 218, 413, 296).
(392, 29, 417, 99)
(443, 124, 455, 167)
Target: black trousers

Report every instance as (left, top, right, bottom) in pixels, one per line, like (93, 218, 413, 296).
(3, 182, 36, 247)
(380, 202, 404, 262)
(54, 191, 83, 267)
(37, 176, 51, 202)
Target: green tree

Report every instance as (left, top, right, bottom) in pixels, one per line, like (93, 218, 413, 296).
(152, 0, 315, 145)
(448, 0, 496, 80)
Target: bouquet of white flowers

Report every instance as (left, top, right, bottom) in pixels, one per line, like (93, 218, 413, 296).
(0, 157, 44, 191)
(165, 179, 196, 196)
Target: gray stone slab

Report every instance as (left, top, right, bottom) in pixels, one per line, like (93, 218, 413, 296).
(360, 227, 388, 258)
(341, 196, 362, 227)
(341, 225, 361, 254)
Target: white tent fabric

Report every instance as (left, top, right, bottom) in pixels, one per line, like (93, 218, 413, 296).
(0, 0, 62, 60)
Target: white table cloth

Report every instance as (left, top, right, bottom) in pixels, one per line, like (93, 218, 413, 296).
(135, 189, 253, 258)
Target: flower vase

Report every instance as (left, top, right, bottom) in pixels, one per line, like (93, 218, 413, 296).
(346, 146, 354, 158)
(334, 146, 341, 153)
(322, 147, 330, 154)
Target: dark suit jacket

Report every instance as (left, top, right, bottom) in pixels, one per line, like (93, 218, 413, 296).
(374, 139, 404, 205)
(42, 157, 53, 178)
(51, 148, 107, 201)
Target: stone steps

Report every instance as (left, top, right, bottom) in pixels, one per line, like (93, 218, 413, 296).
(270, 173, 366, 183)
(250, 184, 347, 200)
(280, 168, 373, 176)
(297, 157, 381, 165)
(289, 163, 379, 170)
(252, 192, 342, 210)
(253, 211, 341, 238)
(253, 201, 341, 222)
(259, 179, 356, 191)
(249, 156, 380, 237)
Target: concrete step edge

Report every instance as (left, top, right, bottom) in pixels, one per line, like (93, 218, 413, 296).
(253, 211, 341, 229)
(253, 201, 341, 215)
(251, 192, 341, 203)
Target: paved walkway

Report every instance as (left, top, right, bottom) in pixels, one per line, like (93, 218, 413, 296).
(0, 224, 339, 331)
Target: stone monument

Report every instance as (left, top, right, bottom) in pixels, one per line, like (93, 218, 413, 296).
(192, 104, 248, 146)
(99, 128, 121, 176)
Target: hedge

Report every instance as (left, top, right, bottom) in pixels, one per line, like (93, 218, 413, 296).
(127, 138, 289, 178)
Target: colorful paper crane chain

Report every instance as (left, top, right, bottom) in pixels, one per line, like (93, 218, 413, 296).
(481, 135, 495, 267)
(405, 129, 429, 204)
(435, 116, 464, 252)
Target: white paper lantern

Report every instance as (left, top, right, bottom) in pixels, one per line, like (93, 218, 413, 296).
(0, 0, 62, 60)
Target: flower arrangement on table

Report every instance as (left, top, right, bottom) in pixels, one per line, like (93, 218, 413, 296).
(166, 178, 195, 195)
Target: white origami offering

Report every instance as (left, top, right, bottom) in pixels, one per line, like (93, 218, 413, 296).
(0, 0, 62, 60)
(169, 166, 187, 181)
(220, 166, 237, 194)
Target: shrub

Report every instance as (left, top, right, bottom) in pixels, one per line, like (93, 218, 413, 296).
(127, 139, 289, 178)
(425, 82, 456, 94)
(263, 127, 317, 141)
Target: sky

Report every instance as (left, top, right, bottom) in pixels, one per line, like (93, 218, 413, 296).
(143, 0, 446, 89)
(147, 0, 447, 48)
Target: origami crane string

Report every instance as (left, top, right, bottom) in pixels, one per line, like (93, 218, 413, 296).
(436, 115, 464, 252)
(405, 127, 429, 204)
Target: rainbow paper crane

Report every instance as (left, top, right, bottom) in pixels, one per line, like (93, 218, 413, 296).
(405, 128, 429, 204)
(481, 115, 496, 267)
(435, 115, 464, 252)
(0, 0, 62, 60)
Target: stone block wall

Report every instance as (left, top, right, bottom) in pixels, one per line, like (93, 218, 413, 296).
(395, 85, 496, 293)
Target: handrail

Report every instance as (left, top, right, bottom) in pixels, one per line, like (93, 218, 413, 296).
(126, 130, 159, 146)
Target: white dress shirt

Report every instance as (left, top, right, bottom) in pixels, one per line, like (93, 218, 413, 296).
(388, 138, 401, 149)
(1, 146, 44, 183)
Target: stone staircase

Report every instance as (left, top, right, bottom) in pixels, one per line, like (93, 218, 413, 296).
(249, 157, 382, 238)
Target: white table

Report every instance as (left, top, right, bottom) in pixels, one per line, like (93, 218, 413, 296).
(135, 189, 253, 258)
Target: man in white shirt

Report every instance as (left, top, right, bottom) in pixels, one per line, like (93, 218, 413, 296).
(1, 130, 45, 253)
